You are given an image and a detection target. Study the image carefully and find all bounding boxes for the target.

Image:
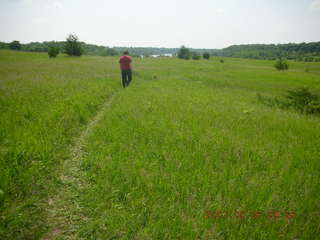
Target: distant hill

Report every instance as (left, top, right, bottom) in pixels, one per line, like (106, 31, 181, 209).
(215, 42, 320, 61)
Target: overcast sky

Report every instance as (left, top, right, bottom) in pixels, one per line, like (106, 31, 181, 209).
(0, 0, 320, 49)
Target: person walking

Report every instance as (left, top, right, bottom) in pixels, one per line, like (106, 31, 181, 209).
(119, 51, 132, 88)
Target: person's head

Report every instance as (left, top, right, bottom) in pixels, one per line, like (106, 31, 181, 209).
(123, 50, 129, 55)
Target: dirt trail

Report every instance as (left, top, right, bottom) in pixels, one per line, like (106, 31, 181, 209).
(42, 93, 118, 240)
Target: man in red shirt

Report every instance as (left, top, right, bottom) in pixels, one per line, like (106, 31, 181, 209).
(119, 51, 132, 88)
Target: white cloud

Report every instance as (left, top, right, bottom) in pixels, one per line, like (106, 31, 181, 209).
(310, 0, 320, 11)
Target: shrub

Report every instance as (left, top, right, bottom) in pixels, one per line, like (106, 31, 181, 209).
(65, 34, 83, 56)
(48, 46, 59, 58)
(274, 58, 288, 70)
(203, 52, 210, 59)
(192, 52, 201, 60)
(286, 87, 320, 114)
(220, 59, 224, 63)
(258, 88, 320, 115)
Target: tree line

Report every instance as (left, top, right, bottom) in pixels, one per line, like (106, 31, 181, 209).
(1, 38, 320, 62)
(215, 42, 320, 62)
(177, 46, 211, 60)
(0, 38, 219, 57)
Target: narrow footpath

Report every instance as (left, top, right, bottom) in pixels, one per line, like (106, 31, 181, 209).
(42, 93, 118, 240)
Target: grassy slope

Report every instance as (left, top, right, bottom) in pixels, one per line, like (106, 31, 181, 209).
(0, 50, 120, 239)
(78, 58, 320, 239)
(0, 51, 320, 239)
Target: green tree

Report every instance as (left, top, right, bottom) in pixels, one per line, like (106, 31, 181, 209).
(9, 40, 21, 50)
(203, 52, 210, 59)
(48, 46, 59, 58)
(0, 42, 9, 49)
(65, 34, 83, 56)
(107, 48, 118, 56)
(177, 45, 190, 60)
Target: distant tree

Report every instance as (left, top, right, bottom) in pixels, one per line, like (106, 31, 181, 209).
(0, 42, 10, 49)
(22, 42, 48, 52)
(220, 42, 320, 60)
(178, 45, 190, 60)
(304, 56, 314, 62)
(9, 40, 21, 50)
(203, 52, 210, 59)
(101, 47, 118, 56)
(108, 48, 118, 56)
(48, 46, 59, 58)
(192, 52, 201, 60)
(65, 34, 83, 56)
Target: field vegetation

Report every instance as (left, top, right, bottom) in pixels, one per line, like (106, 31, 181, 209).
(0, 50, 119, 239)
(0, 50, 320, 239)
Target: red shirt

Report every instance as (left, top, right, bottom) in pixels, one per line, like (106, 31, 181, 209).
(119, 55, 132, 70)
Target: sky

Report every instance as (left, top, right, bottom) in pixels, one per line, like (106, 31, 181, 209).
(0, 0, 320, 49)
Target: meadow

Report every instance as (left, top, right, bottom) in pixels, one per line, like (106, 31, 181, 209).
(0, 50, 320, 239)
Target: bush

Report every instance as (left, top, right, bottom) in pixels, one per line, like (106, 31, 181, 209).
(220, 59, 224, 63)
(286, 87, 320, 114)
(177, 45, 190, 60)
(9, 41, 21, 50)
(203, 52, 210, 59)
(65, 34, 83, 56)
(305, 67, 309, 73)
(192, 52, 201, 60)
(258, 87, 320, 115)
(274, 58, 288, 70)
(48, 46, 59, 58)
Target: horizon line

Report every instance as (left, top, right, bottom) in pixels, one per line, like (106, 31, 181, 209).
(1, 39, 319, 50)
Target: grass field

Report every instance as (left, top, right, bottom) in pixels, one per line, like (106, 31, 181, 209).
(0, 50, 320, 239)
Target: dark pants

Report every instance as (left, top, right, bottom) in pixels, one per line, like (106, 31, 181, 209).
(121, 69, 132, 88)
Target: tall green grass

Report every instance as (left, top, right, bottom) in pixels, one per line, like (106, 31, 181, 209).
(78, 58, 320, 239)
(1, 51, 320, 239)
(0, 50, 120, 239)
